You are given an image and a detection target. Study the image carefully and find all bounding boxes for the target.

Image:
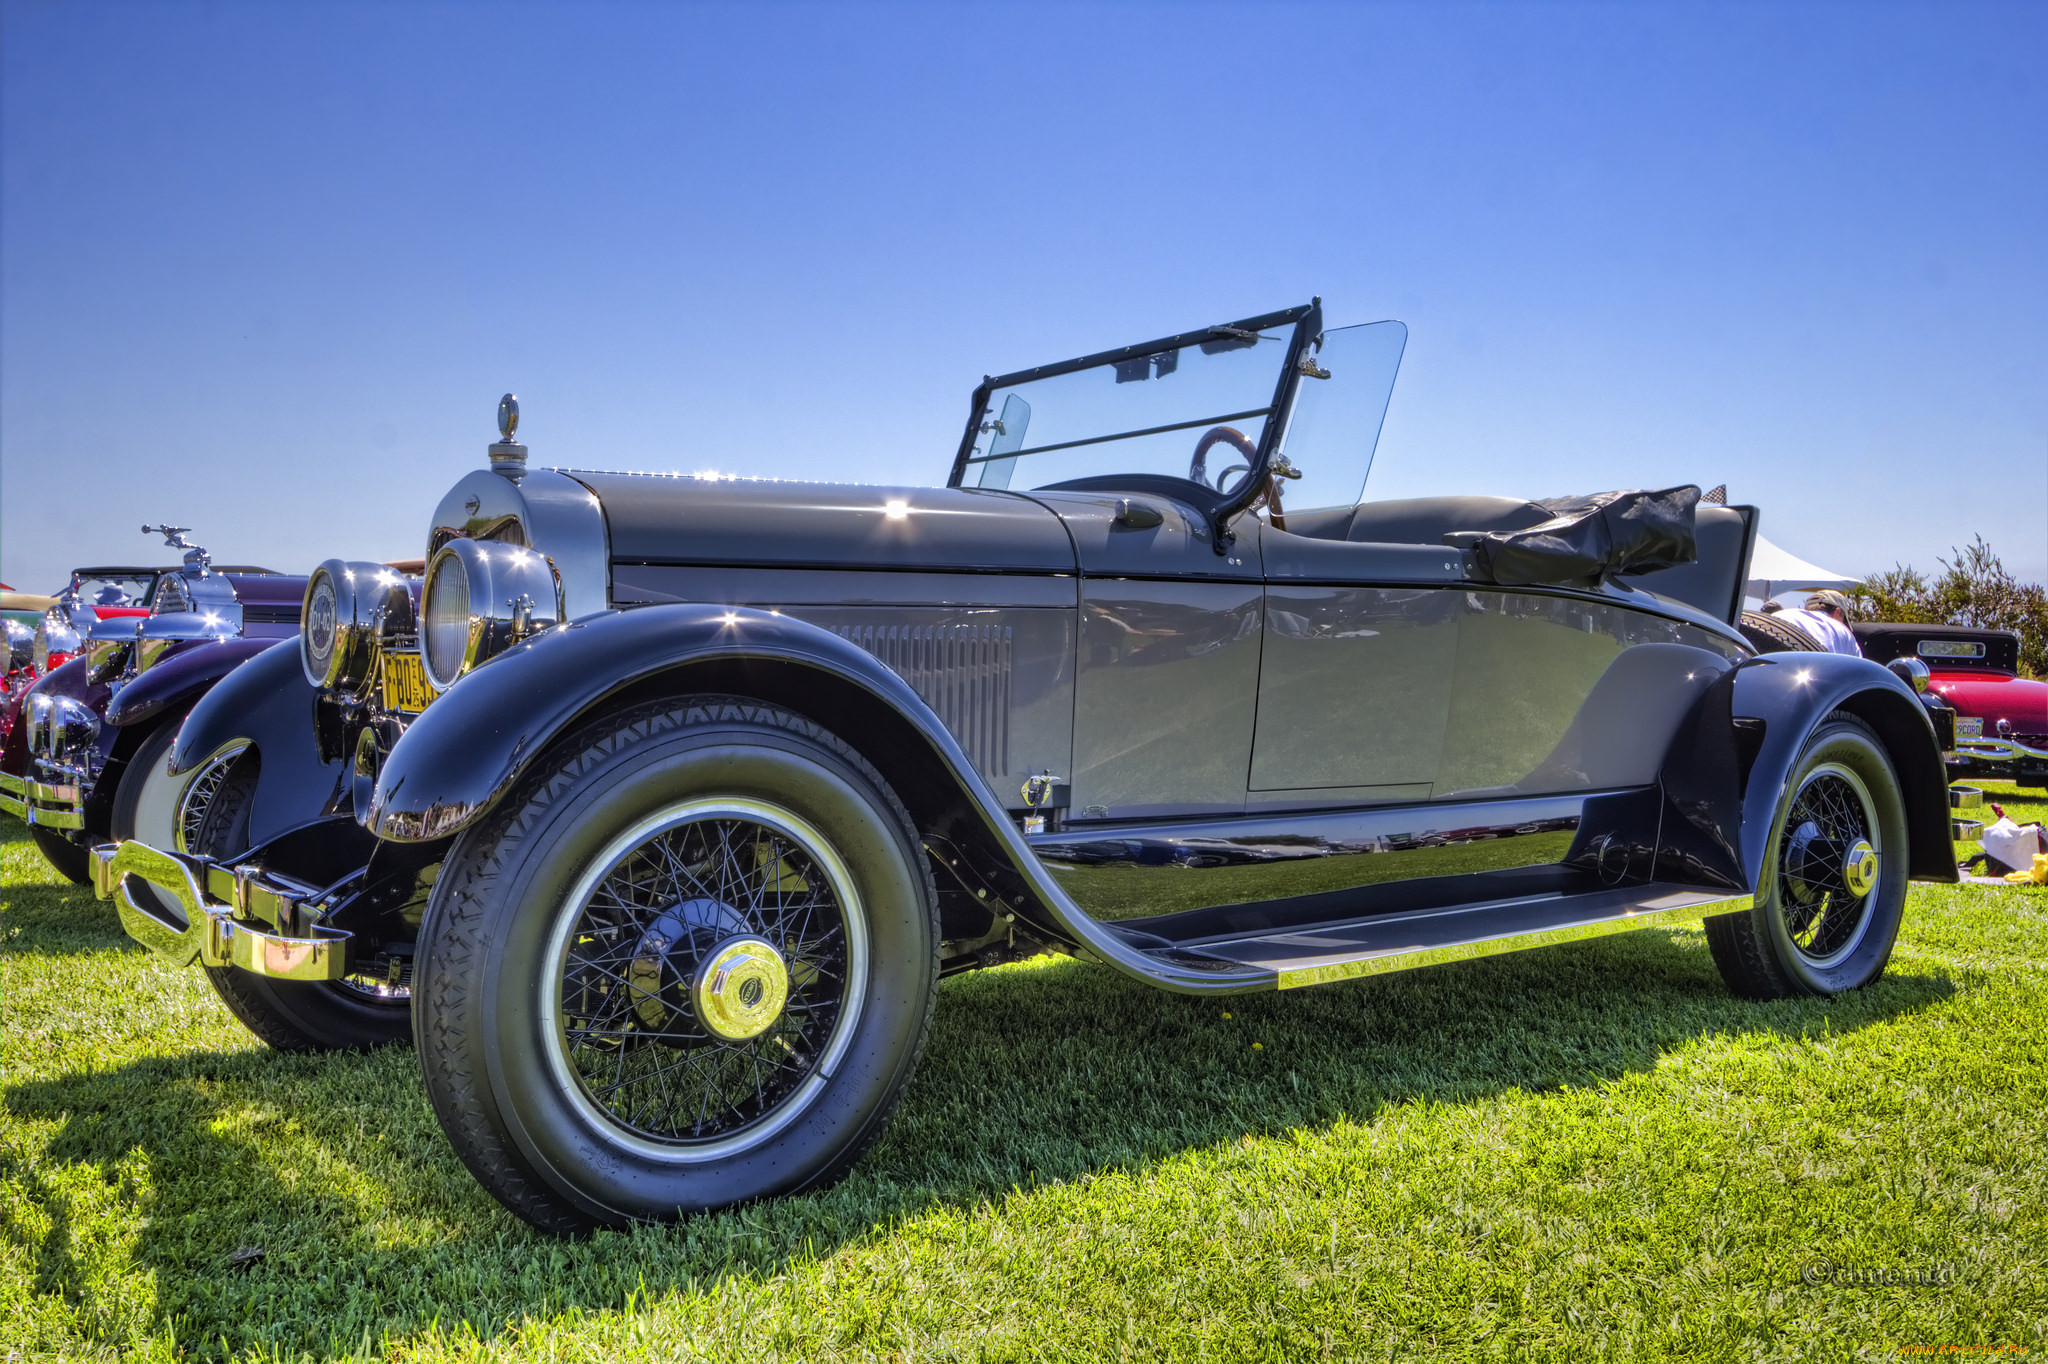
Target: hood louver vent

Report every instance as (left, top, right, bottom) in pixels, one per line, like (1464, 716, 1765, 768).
(835, 623, 1012, 780)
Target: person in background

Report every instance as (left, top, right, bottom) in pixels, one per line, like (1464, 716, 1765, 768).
(1777, 588, 1862, 656)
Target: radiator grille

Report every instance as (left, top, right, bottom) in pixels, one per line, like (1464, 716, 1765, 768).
(834, 623, 1011, 777)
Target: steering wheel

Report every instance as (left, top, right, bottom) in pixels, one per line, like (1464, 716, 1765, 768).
(1189, 426, 1259, 492)
(1189, 426, 1303, 531)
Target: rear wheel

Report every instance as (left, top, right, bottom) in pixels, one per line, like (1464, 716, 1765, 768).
(1706, 712, 1908, 998)
(196, 756, 413, 1052)
(413, 697, 940, 1232)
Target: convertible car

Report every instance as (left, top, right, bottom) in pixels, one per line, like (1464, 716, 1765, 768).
(94, 302, 1958, 1232)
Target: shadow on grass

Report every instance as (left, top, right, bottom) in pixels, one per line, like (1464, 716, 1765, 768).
(1, 894, 1959, 1358)
(0, 823, 141, 958)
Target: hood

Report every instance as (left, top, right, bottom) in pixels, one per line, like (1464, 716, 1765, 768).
(574, 473, 1075, 575)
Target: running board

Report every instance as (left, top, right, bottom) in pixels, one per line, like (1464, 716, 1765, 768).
(1142, 883, 1744, 990)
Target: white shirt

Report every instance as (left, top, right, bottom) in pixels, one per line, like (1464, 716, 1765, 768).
(1781, 608, 1861, 656)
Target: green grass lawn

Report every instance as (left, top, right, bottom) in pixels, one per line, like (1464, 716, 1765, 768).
(4, 789, 2046, 1362)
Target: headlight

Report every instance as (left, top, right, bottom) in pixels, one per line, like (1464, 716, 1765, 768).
(302, 559, 401, 692)
(4, 619, 32, 673)
(419, 539, 564, 692)
(26, 692, 99, 762)
(32, 611, 78, 674)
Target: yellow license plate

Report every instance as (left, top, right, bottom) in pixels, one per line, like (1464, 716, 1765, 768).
(382, 653, 435, 713)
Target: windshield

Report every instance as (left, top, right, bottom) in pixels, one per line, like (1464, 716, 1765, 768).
(955, 309, 1307, 498)
(69, 574, 159, 609)
(1270, 320, 1408, 514)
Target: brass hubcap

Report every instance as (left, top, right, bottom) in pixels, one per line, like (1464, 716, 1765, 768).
(1842, 840, 1878, 898)
(693, 936, 790, 1041)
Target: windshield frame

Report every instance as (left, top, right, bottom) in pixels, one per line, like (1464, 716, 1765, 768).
(948, 301, 1322, 542)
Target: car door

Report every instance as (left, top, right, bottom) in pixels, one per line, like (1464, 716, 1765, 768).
(1026, 490, 1265, 820)
(1249, 538, 1466, 805)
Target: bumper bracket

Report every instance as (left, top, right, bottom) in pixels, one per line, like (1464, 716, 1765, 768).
(90, 842, 352, 982)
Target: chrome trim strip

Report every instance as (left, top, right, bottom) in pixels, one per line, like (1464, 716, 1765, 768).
(611, 563, 1080, 610)
(89, 842, 351, 982)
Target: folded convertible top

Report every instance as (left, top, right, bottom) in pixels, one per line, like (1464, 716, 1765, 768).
(1460, 485, 1701, 587)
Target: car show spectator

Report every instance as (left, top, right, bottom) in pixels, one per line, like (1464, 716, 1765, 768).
(1777, 589, 1863, 656)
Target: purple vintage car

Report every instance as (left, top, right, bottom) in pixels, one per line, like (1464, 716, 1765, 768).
(0, 526, 306, 883)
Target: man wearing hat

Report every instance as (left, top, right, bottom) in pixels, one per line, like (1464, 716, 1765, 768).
(1778, 589, 1862, 656)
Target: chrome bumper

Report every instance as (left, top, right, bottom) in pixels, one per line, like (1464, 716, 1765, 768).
(24, 773, 85, 829)
(89, 842, 352, 982)
(1956, 736, 2048, 765)
(1, 764, 88, 828)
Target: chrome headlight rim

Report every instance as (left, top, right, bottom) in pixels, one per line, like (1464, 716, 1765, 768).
(301, 559, 392, 694)
(33, 611, 79, 675)
(420, 538, 563, 694)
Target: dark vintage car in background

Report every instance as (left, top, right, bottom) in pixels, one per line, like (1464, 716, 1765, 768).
(2, 568, 168, 749)
(95, 302, 1959, 1233)
(0, 528, 306, 883)
(1855, 622, 2047, 789)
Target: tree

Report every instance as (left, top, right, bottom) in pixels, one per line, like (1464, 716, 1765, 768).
(1850, 536, 2048, 678)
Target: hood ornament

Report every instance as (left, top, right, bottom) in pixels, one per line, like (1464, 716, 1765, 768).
(489, 392, 528, 480)
(143, 524, 212, 574)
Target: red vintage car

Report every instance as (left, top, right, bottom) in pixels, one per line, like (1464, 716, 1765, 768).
(1852, 622, 2047, 788)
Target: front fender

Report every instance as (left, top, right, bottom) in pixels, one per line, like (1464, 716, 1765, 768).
(106, 637, 280, 728)
(370, 604, 1264, 994)
(1731, 652, 1955, 885)
(370, 606, 976, 841)
(171, 640, 347, 849)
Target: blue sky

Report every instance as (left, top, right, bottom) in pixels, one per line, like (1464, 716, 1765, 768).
(3, 0, 2043, 588)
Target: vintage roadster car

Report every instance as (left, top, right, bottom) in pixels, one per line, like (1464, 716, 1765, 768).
(95, 302, 1958, 1233)
(1853, 622, 2046, 788)
(0, 528, 305, 883)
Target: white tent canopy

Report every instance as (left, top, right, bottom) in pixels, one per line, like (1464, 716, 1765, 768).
(1745, 532, 1861, 603)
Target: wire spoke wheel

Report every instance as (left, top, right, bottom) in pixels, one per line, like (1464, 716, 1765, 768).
(1707, 712, 1908, 1001)
(1774, 761, 1882, 969)
(174, 740, 248, 853)
(541, 798, 868, 1156)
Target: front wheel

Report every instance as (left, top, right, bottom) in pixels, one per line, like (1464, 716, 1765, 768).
(413, 697, 941, 1232)
(1706, 712, 1909, 998)
(194, 754, 414, 1052)
(28, 825, 89, 885)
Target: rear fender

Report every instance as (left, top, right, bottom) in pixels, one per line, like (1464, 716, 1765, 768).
(1730, 652, 1955, 885)
(370, 605, 1267, 993)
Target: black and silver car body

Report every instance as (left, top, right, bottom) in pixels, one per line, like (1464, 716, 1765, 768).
(1, 527, 305, 882)
(96, 303, 1958, 1230)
